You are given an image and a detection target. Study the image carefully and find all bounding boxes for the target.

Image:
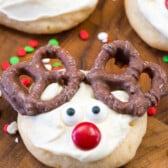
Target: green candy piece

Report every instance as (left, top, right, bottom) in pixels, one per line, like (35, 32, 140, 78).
(52, 62, 62, 67)
(10, 56, 20, 65)
(24, 45, 35, 53)
(48, 39, 59, 46)
(162, 55, 168, 63)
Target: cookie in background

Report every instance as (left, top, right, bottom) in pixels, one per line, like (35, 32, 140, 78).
(125, 0, 168, 51)
(0, 0, 98, 34)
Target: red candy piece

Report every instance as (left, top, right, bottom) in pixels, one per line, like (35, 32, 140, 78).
(17, 48, 26, 57)
(21, 77, 31, 87)
(3, 124, 9, 133)
(1, 61, 10, 70)
(147, 106, 157, 116)
(28, 40, 39, 48)
(165, 0, 168, 9)
(72, 122, 101, 150)
(52, 67, 62, 71)
(79, 30, 89, 40)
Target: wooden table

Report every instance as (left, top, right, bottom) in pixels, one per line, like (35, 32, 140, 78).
(0, 0, 167, 167)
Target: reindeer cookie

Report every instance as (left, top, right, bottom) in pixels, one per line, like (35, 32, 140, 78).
(0, 41, 167, 168)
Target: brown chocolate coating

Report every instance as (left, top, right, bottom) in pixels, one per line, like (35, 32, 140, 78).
(87, 40, 167, 116)
(0, 41, 167, 116)
(0, 45, 85, 115)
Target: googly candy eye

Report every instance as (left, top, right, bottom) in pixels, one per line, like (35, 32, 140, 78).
(62, 106, 83, 126)
(87, 103, 108, 123)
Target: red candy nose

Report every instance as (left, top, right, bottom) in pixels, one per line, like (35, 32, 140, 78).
(72, 122, 101, 150)
(165, 0, 168, 9)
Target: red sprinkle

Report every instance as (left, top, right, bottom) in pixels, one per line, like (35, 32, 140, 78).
(3, 124, 9, 133)
(165, 0, 168, 9)
(53, 67, 62, 71)
(28, 40, 39, 48)
(147, 106, 157, 116)
(21, 77, 31, 87)
(79, 30, 89, 40)
(1, 61, 10, 70)
(17, 48, 26, 57)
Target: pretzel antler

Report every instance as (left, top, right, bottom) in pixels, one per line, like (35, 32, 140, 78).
(0, 45, 84, 115)
(87, 40, 167, 116)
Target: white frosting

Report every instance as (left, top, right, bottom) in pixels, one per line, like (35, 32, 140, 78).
(137, 0, 168, 38)
(18, 82, 136, 162)
(0, 0, 97, 21)
(40, 83, 62, 101)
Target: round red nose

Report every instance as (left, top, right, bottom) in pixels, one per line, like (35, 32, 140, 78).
(72, 122, 101, 150)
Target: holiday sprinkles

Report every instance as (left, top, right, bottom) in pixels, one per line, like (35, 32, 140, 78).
(0, 38, 62, 72)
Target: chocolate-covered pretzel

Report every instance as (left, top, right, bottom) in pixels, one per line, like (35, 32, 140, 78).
(0, 41, 167, 116)
(87, 40, 167, 116)
(0, 45, 85, 115)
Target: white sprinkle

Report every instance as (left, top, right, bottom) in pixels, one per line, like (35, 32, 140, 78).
(0, 90, 2, 97)
(97, 32, 108, 42)
(44, 64, 52, 71)
(102, 38, 109, 43)
(7, 121, 18, 135)
(14, 137, 19, 143)
(42, 58, 50, 63)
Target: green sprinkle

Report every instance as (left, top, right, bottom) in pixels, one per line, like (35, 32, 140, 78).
(162, 55, 168, 63)
(10, 56, 20, 65)
(52, 62, 62, 67)
(24, 45, 35, 53)
(48, 39, 59, 46)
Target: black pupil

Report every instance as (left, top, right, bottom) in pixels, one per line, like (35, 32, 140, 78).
(66, 108, 75, 116)
(92, 106, 100, 114)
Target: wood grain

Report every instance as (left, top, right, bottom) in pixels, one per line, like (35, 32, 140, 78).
(0, 0, 167, 167)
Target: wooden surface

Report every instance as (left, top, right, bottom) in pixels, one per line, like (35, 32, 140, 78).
(0, 0, 167, 167)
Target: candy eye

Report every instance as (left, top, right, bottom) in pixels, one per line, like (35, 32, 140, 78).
(88, 104, 108, 123)
(92, 106, 101, 114)
(62, 106, 83, 126)
(66, 108, 75, 116)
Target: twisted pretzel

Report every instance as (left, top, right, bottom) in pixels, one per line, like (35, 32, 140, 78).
(0, 45, 84, 115)
(87, 40, 167, 116)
